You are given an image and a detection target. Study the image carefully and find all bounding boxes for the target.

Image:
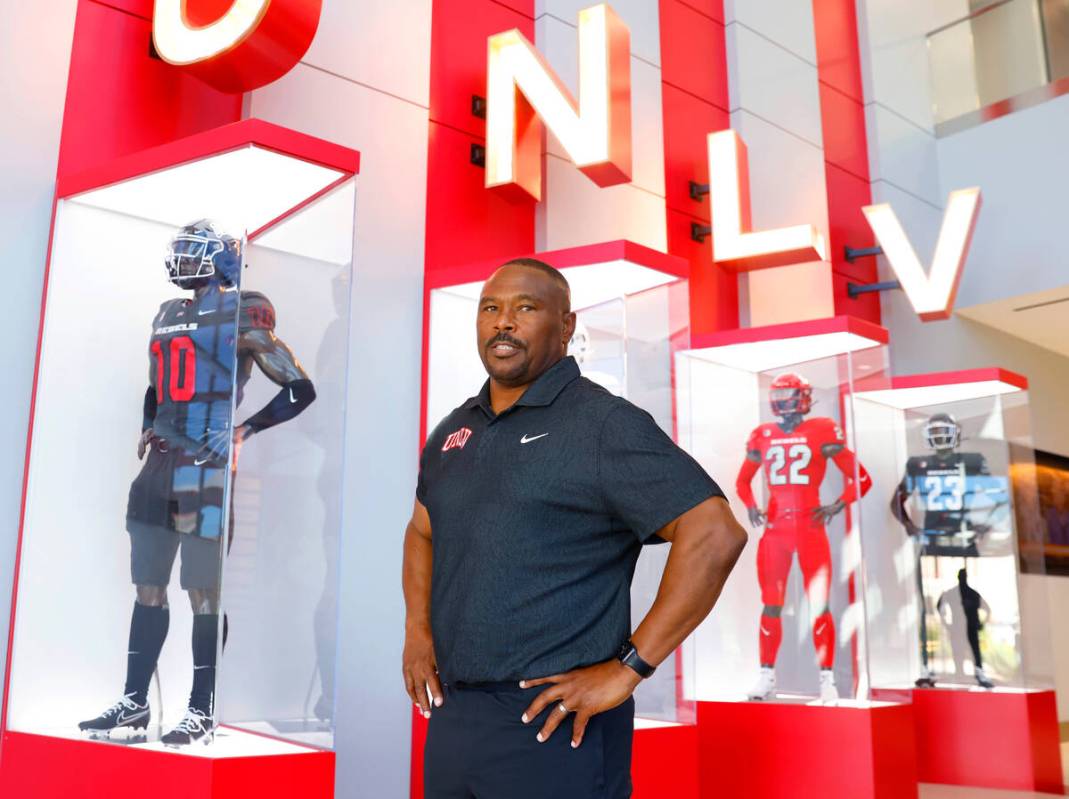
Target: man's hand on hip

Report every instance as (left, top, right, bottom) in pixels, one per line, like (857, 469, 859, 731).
(403, 625, 443, 719)
(519, 660, 641, 749)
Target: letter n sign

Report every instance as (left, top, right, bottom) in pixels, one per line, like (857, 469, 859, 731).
(485, 4, 632, 202)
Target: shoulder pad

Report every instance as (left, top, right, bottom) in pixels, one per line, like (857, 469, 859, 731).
(239, 291, 276, 332)
(810, 416, 844, 443)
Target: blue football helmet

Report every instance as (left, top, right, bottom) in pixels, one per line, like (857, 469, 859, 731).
(165, 219, 242, 288)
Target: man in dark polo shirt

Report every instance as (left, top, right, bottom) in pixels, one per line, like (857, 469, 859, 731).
(402, 259, 747, 798)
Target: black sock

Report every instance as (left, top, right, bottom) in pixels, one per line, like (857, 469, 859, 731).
(190, 613, 220, 715)
(124, 603, 170, 704)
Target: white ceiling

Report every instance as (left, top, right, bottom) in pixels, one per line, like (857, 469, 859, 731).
(957, 283, 1069, 357)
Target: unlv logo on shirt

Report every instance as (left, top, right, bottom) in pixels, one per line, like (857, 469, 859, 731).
(442, 427, 473, 452)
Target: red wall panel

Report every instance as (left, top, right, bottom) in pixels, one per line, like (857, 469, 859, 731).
(659, 0, 729, 112)
(675, 0, 723, 25)
(819, 83, 870, 182)
(429, 0, 533, 139)
(667, 208, 737, 334)
(661, 83, 728, 221)
(424, 121, 535, 276)
(812, 0, 865, 103)
(57, 0, 242, 180)
(660, 0, 735, 335)
(812, 0, 880, 325)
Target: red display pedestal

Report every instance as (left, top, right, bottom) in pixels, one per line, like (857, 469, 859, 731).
(0, 730, 335, 799)
(911, 688, 1065, 794)
(697, 700, 918, 799)
(633, 723, 699, 799)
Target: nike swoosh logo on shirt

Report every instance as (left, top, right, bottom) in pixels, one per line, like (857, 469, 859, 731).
(520, 433, 549, 444)
(194, 456, 211, 466)
(289, 388, 297, 403)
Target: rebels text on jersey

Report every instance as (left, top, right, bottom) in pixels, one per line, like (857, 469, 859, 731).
(736, 417, 871, 523)
(147, 289, 275, 454)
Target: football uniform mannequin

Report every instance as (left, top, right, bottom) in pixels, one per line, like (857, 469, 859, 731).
(736, 373, 871, 702)
(79, 220, 316, 745)
(890, 413, 1002, 689)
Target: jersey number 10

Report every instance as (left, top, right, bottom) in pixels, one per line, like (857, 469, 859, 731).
(152, 336, 196, 403)
(768, 444, 812, 485)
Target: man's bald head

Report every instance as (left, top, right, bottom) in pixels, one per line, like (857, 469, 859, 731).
(498, 258, 571, 313)
(476, 258, 577, 389)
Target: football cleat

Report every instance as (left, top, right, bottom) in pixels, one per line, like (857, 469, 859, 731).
(974, 667, 994, 689)
(161, 707, 213, 747)
(914, 667, 936, 688)
(747, 667, 777, 701)
(819, 669, 839, 703)
(78, 693, 149, 735)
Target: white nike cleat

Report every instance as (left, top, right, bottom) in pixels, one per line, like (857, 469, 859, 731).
(974, 667, 994, 689)
(747, 667, 776, 701)
(819, 669, 839, 703)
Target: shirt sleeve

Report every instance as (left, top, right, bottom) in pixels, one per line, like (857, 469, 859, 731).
(597, 400, 725, 542)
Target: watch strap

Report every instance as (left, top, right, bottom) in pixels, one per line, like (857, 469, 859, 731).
(617, 640, 656, 679)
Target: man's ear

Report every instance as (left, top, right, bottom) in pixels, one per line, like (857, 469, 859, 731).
(562, 311, 577, 345)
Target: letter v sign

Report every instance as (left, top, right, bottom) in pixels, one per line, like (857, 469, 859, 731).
(861, 188, 982, 321)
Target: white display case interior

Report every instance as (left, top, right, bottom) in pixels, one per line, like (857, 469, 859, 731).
(4, 120, 358, 757)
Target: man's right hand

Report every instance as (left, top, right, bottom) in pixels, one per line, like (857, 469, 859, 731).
(137, 429, 155, 460)
(747, 506, 766, 528)
(403, 625, 443, 719)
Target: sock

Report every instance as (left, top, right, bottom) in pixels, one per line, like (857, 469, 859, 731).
(124, 603, 170, 704)
(190, 613, 220, 715)
(758, 613, 782, 667)
(813, 611, 836, 669)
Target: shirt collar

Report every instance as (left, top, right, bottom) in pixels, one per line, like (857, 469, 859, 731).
(462, 356, 580, 416)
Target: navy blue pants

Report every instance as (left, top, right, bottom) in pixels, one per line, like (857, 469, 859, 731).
(424, 682, 634, 799)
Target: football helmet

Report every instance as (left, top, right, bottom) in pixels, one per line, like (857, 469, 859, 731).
(165, 219, 242, 288)
(769, 372, 813, 417)
(924, 413, 961, 451)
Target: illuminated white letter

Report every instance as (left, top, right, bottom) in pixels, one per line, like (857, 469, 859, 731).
(708, 130, 826, 271)
(862, 187, 981, 321)
(153, 0, 269, 65)
(486, 4, 632, 202)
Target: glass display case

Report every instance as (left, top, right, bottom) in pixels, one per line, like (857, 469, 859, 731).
(1, 119, 359, 772)
(425, 240, 695, 726)
(675, 316, 891, 705)
(851, 368, 1053, 693)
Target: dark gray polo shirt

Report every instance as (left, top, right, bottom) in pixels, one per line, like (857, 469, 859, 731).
(417, 356, 723, 683)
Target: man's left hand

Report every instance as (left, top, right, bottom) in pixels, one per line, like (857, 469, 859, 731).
(520, 659, 641, 748)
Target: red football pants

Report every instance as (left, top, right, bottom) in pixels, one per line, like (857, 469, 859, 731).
(756, 518, 835, 669)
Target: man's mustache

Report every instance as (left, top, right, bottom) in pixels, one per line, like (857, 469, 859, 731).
(485, 333, 526, 350)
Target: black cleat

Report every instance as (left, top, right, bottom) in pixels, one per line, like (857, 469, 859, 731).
(161, 707, 212, 746)
(78, 694, 149, 736)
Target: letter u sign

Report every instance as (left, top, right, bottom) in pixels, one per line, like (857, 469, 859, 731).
(153, 0, 323, 93)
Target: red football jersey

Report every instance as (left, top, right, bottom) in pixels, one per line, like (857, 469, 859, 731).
(736, 416, 870, 521)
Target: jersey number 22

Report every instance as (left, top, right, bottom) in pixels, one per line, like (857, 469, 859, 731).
(768, 444, 812, 485)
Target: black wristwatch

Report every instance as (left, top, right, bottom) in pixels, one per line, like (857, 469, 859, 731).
(617, 640, 656, 679)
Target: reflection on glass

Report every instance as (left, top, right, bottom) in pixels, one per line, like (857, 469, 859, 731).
(928, 0, 1052, 126)
(854, 386, 1051, 694)
(676, 338, 891, 705)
